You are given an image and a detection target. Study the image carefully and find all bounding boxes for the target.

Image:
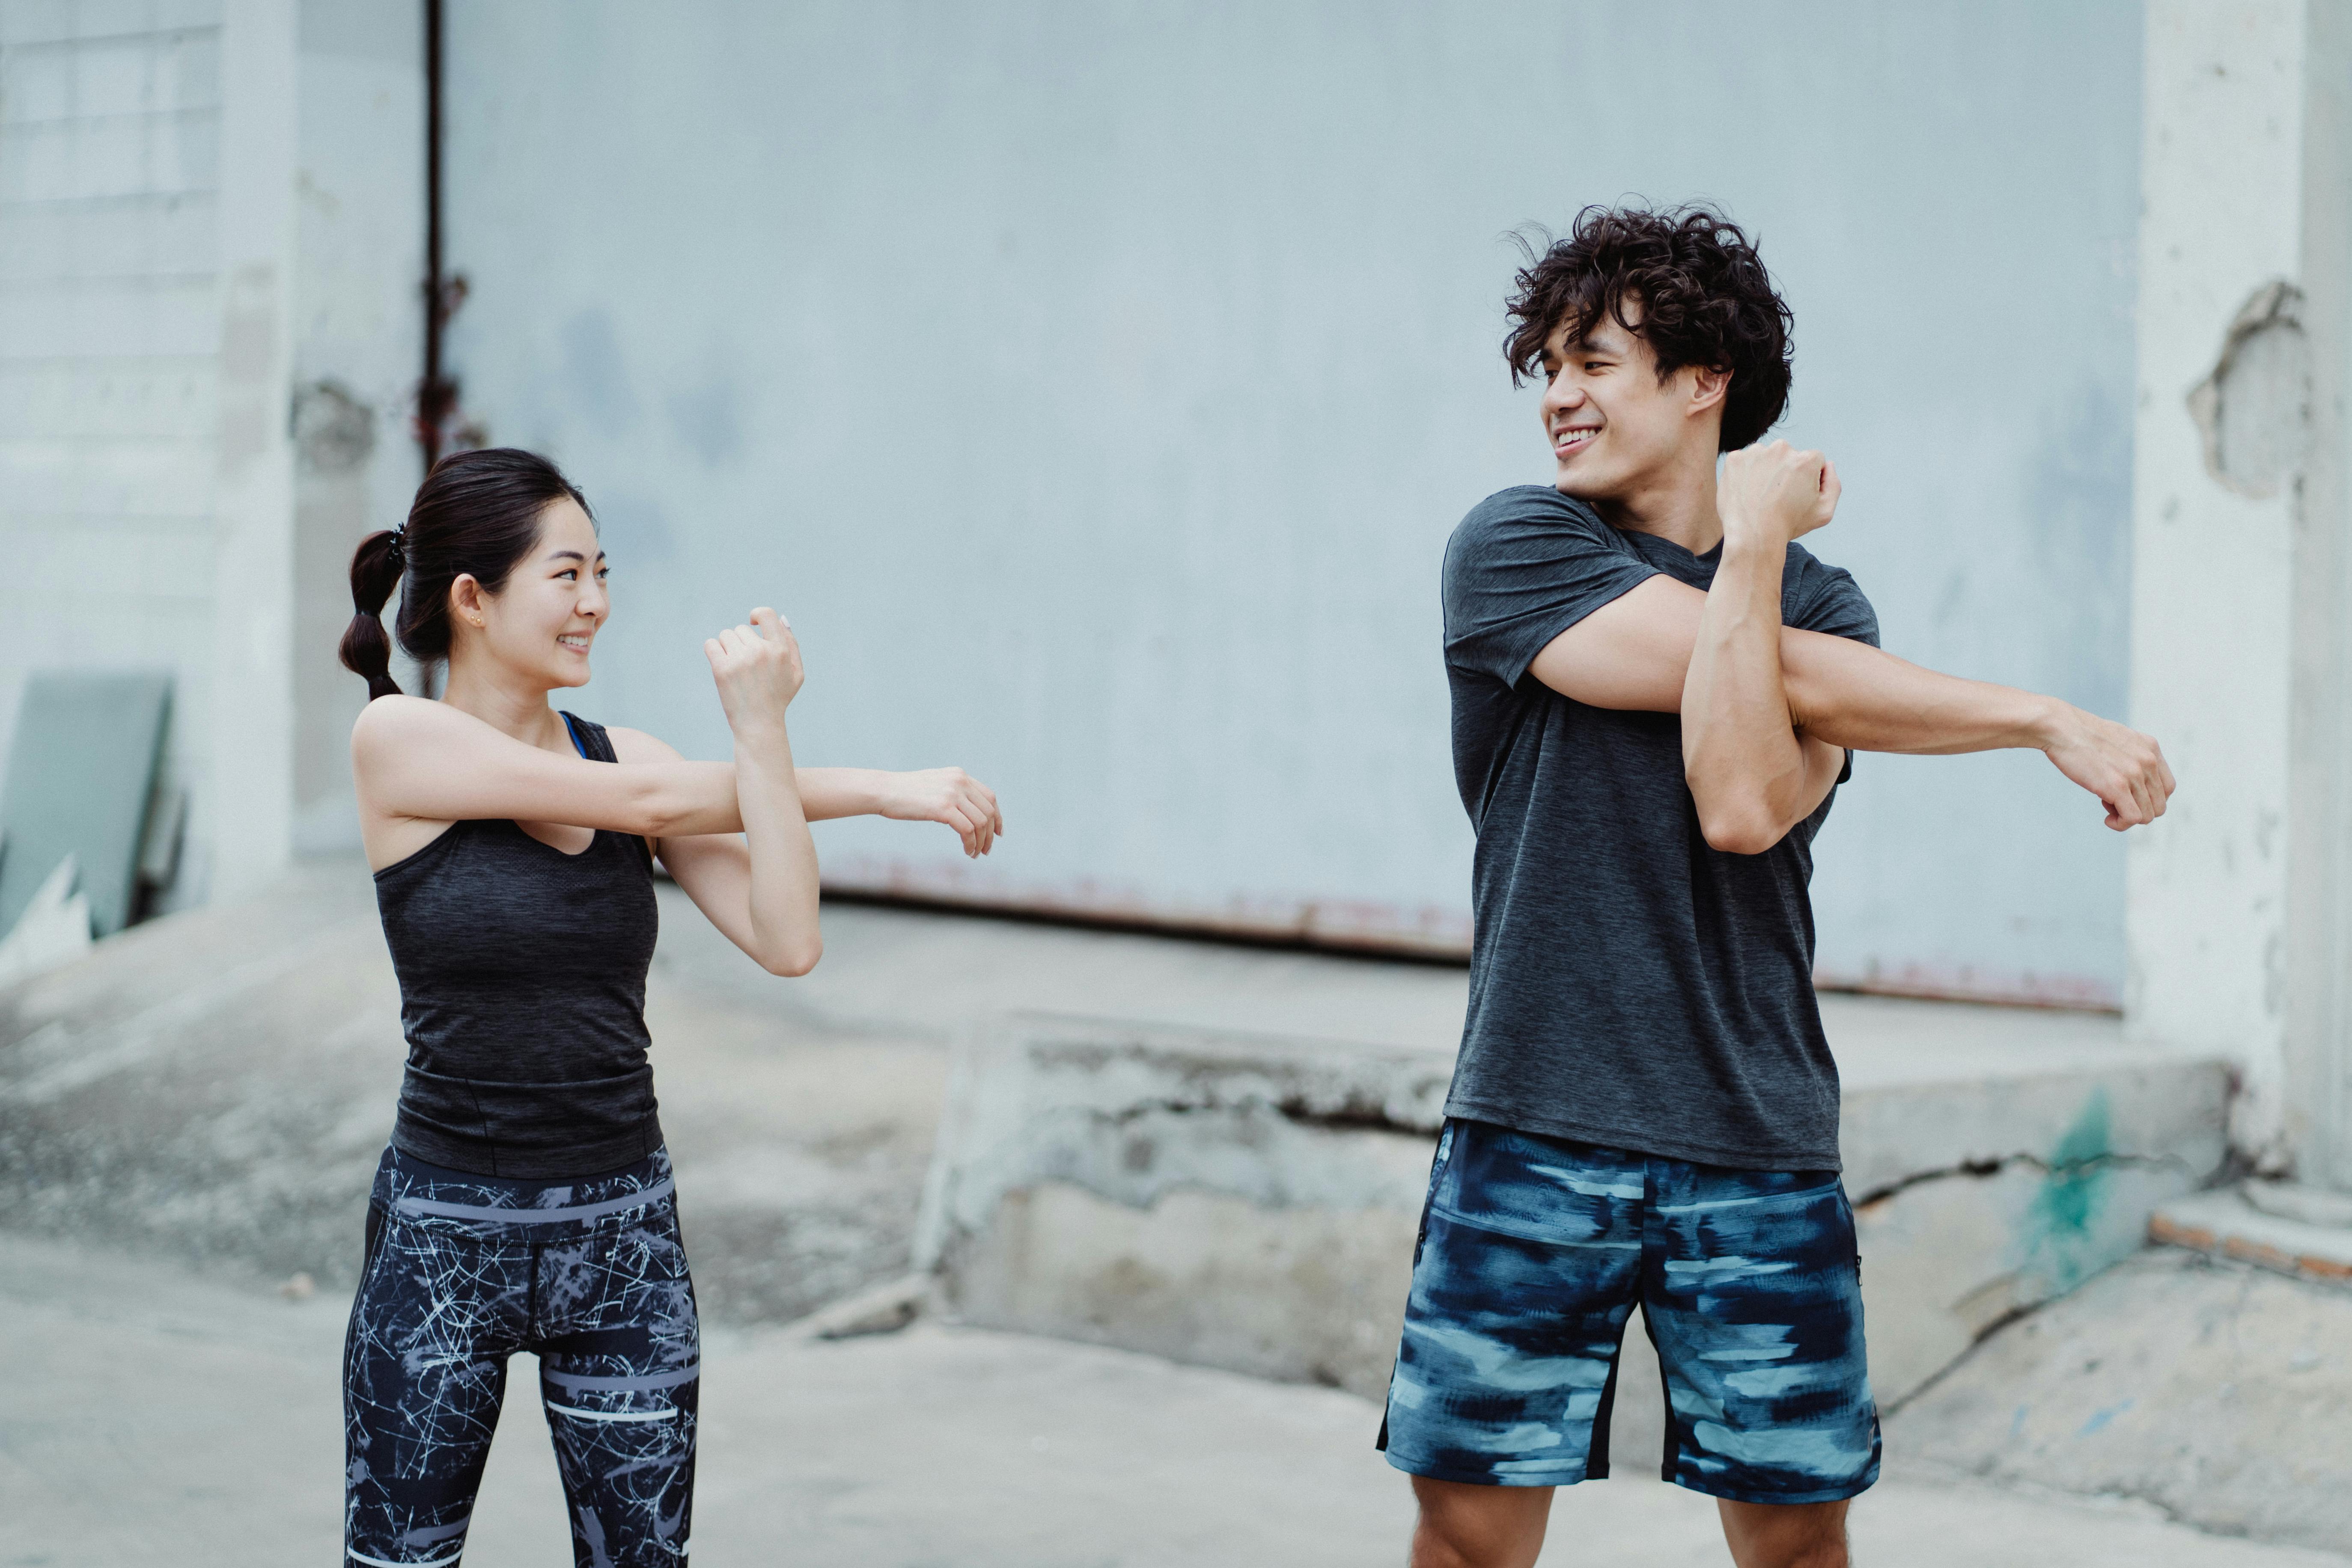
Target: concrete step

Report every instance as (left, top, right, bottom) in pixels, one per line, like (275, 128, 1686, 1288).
(2153, 1184, 2352, 1286)
(1889, 1247, 2352, 1555)
(918, 1006, 2228, 1426)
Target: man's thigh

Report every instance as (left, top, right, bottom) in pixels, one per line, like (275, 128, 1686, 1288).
(1643, 1164, 1880, 1505)
(1381, 1121, 1646, 1488)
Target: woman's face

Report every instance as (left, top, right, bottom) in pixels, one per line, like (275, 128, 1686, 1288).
(451, 497, 609, 690)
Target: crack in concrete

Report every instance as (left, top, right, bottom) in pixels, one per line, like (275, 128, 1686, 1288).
(1852, 1149, 2197, 1211)
(1086, 1095, 1437, 1137)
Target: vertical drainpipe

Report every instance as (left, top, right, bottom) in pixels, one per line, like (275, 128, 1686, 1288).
(417, 0, 454, 473)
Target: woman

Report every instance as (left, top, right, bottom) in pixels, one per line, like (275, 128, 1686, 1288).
(336, 447, 1000, 1567)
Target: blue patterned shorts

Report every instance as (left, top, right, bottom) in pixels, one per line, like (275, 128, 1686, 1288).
(1380, 1120, 1880, 1504)
(343, 1144, 699, 1567)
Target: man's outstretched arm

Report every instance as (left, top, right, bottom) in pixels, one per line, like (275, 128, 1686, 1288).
(1527, 490, 2173, 849)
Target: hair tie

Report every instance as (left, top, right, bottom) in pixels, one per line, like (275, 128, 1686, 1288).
(386, 527, 407, 565)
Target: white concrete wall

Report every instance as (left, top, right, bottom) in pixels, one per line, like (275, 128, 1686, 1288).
(1, 0, 234, 907)
(288, 0, 422, 851)
(2291, 1, 2352, 1189)
(438, 0, 2148, 1001)
(0, 0, 421, 913)
(2126, 1, 2308, 1164)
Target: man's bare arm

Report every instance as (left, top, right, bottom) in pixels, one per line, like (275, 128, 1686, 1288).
(1527, 568, 2175, 839)
(1679, 444, 1840, 852)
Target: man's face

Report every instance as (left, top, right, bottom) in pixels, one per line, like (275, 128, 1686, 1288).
(1538, 301, 1716, 501)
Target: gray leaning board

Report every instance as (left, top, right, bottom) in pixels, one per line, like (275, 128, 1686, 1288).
(0, 672, 172, 940)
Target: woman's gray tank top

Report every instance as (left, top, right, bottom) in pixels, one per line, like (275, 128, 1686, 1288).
(373, 712, 662, 1179)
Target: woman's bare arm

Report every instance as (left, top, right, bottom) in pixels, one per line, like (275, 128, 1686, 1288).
(351, 695, 741, 837)
(794, 767, 1004, 854)
(698, 609, 822, 976)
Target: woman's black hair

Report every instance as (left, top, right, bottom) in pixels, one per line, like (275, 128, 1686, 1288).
(339, 447, 592, 700)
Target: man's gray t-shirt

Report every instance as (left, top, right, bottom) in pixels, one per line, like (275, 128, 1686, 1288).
(1441, 485, 1879, 1171)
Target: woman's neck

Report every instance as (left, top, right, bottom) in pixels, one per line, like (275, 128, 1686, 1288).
(440, 658, 565, 749)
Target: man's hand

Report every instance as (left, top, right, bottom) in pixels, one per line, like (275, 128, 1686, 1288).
(1719, 440, 1839, 550)
(2037, 704, 2176, 830)
(877, 767, 1005, 858)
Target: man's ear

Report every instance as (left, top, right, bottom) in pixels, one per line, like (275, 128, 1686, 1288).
(1686, 364, 1731, 419)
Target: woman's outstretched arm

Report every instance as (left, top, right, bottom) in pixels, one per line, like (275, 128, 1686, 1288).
(353, 695, 746, 837)
(615, 753, 1004, 973)
(793, 768, 1003, 855)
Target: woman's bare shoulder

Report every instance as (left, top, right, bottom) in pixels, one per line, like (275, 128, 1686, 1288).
(351, 693, 445, 747)
(349, 695, 500, 769)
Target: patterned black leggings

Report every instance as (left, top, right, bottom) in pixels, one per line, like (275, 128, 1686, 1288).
(342, 1146, 699, 1568)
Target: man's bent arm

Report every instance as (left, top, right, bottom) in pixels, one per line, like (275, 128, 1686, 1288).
(1680, 542, 1836, 854)
(1528, 575, 2175, 833)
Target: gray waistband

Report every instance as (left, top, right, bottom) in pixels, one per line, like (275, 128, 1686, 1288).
(391, 1176, 675, 1225)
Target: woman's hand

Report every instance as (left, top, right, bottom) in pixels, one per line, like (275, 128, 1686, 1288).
(878, 767, 1005, 857)
(705, 607, 803, 741)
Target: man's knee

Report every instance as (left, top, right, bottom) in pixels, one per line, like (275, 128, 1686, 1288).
(1717, 1497, 1850, 1568)
(1408, 1476, 1552, 1568)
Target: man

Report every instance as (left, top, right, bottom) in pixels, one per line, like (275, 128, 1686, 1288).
(1379, 206, 2173, 1568)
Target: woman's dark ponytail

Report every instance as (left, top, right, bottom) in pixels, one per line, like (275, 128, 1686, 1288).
(336, 448, 591, 701)
(339, 528, 407, 700)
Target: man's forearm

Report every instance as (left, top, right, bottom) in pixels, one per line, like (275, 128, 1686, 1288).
(1683, 539, 1813, 848)
(1780, 630, 2062, 754)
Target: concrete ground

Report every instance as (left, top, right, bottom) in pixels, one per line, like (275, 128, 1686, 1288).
(4, 1232, 2342, 1568)
(4, 863, 2348, 1558)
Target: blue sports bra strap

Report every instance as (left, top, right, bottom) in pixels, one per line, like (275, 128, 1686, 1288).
(559, 710, 589, 759)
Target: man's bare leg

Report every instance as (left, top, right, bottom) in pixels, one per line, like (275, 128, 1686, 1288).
(1408, 1477, 1553, 1568)
(1718, 1498, 1850, 1568)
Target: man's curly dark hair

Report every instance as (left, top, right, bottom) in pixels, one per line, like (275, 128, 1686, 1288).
(1504, 204, 1794, 452)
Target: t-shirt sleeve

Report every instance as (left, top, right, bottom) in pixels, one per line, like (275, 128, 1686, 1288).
(1442, 488, 1660, 687)
(1788, 557, 1879, 786)
(1791, 559, 1880, 648)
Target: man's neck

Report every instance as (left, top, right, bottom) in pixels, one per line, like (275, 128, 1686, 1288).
(1587, 448, 1725, 556)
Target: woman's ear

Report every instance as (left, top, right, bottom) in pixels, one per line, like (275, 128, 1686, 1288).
(449, 573, 487, 631)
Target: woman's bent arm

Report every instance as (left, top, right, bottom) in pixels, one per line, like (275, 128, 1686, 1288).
(352, 695, 741, 836)
(697, 609, 822, 976)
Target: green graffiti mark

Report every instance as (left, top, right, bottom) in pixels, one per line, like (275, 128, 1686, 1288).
(2022, 1088, 2114, 1293)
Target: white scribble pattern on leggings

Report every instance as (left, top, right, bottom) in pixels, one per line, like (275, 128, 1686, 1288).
(343, 1146, 698, 1567)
